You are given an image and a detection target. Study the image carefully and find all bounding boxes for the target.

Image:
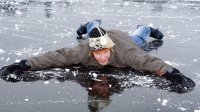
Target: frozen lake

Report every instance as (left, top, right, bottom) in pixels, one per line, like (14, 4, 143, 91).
(0, 0, 200, 112)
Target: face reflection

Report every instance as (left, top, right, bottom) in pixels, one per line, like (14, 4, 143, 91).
(92, 48, 111, 65)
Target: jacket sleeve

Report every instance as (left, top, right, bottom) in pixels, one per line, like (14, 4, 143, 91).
(26, 46, 85, 70)
(124, 47, 172, 77)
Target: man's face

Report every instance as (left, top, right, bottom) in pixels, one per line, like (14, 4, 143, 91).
(92, 48, 111, 65)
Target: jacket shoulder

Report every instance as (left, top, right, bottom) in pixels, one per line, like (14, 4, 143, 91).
(107, 29, 129, 38)
(106, 29, 137, 47)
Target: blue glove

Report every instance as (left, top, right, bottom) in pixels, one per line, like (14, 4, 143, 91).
(0, 60, 31, 82)
(164, 68, 195, 93)
(76, 19, 101, 39)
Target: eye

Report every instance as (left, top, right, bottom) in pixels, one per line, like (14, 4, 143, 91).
(93, 52, 101, 55)
(103, 50, 109, 53)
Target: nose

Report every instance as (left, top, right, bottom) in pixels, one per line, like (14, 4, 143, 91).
(98, 54, 106, 60)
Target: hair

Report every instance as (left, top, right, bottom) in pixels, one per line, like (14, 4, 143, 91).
(88, 27, 106, 38)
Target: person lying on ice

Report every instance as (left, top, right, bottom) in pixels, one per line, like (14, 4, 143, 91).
(0, 20, 195, 93)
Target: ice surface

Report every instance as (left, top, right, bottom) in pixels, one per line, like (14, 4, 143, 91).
(0, 0, 200, 112)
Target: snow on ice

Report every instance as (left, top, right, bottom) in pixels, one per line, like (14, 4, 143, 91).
(0, 49, 5, 54)
(161, 99, 168, 106)
(24, 98, 29, 102)
(44, 81, 50, 84)
(194, 109, 200, 112)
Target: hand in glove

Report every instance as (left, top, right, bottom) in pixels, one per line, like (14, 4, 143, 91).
(76, 19, 101, 39)
(0, 60, 31, 82)
(164, 68, 195, 93)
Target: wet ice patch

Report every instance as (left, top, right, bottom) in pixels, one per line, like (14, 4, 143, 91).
(30, 68, 72, 80)
(130, 76, 154, 86)
(121, 75, 154, 88)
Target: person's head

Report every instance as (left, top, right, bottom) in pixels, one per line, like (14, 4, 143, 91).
(88, 27, 115, 65)
(92, 48, 111, 65)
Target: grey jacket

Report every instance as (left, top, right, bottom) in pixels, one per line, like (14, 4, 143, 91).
(27, 30, 172, 76)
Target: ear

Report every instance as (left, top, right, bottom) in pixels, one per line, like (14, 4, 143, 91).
(89, 52, 94, 57)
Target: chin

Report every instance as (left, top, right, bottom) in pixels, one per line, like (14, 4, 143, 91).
(99, 62, 108, 65)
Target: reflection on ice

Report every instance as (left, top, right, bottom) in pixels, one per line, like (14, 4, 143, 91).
(2, 66, 173, 92)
